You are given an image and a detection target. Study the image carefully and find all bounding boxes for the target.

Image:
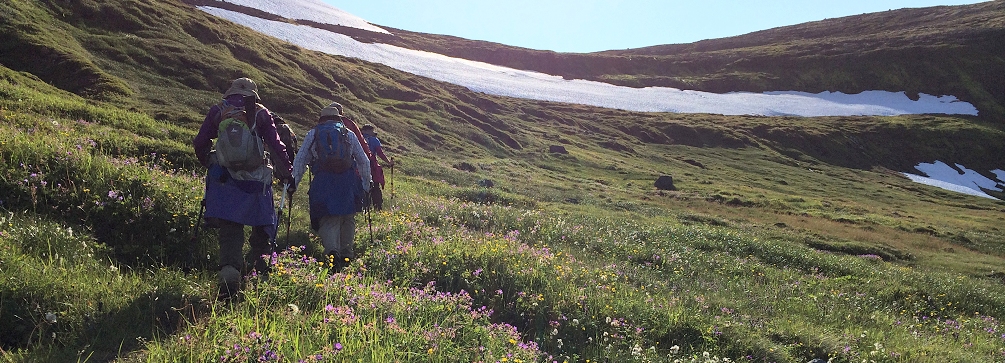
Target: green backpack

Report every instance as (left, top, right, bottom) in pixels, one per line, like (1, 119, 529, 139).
(214, 100, 265, 172)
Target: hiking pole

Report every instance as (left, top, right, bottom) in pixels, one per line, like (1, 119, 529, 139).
(365, 191, 375, 245)
(390, 157, 395, 200)
(285, 191, 293, 248)
(186, 199, 206, 272)
(275, 183, 289, 250)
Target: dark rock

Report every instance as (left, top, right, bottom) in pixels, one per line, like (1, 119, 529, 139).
(683, 159, 705, 169)
(478, 179, 495, 188)
(654, 175, 676, 191)
(549, 145, 568, 154)
(453, 162, 477, 172)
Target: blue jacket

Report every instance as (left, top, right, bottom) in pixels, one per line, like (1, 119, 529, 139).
(292, 125, 372, 230)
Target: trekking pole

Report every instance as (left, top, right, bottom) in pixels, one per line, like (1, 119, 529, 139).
(390, 157, 395, 200)
(367, 198, 375, 245)
(187, 199, 206, 272)
(275, 183, 289, 250)
(285, 192, 293, 248)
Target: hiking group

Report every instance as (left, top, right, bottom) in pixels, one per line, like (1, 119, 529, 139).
(193, 77, 393, 299)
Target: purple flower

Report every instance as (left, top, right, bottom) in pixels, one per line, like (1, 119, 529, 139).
(473, 268, 482, 276)
(334, 342, 343, 351)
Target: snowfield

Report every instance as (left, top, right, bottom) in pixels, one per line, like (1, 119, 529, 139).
(196, 3, 1000, 200)
(197, 6, 978, 118)
(903, 161, 1004, 200)
(213, 0, 389, 34)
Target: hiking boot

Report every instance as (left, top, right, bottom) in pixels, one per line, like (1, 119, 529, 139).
(218, 265, 241, 300)
(326, 253, 348, 275)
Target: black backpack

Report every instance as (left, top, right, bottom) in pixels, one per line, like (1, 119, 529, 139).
(272, 114, 299, 163)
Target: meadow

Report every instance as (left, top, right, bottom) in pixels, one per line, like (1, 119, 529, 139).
(2, 66, 1005, 363)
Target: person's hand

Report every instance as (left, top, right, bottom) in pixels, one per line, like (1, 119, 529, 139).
(284, 177, 297, 194)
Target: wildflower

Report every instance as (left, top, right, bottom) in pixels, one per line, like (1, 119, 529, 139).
(334, 342, 343, 351)
(288, 303, 300, 314)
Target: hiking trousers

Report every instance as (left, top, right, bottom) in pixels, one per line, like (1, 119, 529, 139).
(218, 220, 273, 274)
(370, 184, 384, 211)
(318, 214, 356, 260)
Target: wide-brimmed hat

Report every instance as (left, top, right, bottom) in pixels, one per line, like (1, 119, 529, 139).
(320, 102, 344, 118)
(224, 77, 260, 99)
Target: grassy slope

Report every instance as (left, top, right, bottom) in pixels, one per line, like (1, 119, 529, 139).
(1, 0, 1005, 361)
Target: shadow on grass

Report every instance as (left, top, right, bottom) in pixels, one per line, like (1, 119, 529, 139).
(0, 288, 209, 362)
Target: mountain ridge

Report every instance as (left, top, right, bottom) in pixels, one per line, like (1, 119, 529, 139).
(308, 1, 1005, 120)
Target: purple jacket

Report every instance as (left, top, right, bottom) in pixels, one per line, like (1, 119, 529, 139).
(192, 95, 293, 232)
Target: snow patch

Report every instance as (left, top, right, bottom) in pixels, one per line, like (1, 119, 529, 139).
(197, 6, 979, 117)
(902, 161, 1004, 200)
(213, 0, 389, 34)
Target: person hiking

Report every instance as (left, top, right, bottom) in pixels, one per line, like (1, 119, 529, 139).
(360, 124, 393, 211)
(291, 102, 371, 272)
(192, 77, 295, 299)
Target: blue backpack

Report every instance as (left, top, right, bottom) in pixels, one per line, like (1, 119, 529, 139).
(312, 120, 355, 173)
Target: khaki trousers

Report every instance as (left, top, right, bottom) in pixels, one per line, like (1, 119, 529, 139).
(318, 214, 356, 259)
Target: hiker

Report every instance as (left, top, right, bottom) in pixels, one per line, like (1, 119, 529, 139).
(291, 102, 372, 271)
(192, 77, 295, 299)
(360, 124, 393, 211)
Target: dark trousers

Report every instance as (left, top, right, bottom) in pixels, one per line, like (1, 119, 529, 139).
(370, 183, 384, 211)
(217, 219, 272, 274)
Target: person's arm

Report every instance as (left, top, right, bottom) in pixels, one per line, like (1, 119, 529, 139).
(349, 134, 371, 192)
(192, 105, 221, 167)
(372, 139, 391, 164)
(291, 129, 315, 187)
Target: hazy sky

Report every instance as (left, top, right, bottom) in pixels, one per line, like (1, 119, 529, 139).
(323, 0, 987, 53)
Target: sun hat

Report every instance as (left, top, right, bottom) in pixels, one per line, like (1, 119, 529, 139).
(320, 102, 344, 118)
(224, 77, 260, 99)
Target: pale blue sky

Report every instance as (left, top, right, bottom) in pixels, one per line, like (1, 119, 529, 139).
(322, 0, 987, 53)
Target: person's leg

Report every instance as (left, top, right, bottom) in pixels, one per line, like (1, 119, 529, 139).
(371, 184, 384, 211)
(217, 220, 245, 297)
(247, 225, 273, 275)
(317, 214, 343, 267)
(338, 214, 356, 262)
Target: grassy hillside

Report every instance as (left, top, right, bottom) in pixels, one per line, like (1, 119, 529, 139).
(2, 0, 1005, 362)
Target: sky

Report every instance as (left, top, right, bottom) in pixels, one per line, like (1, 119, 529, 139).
(323, 0, 988, 53)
